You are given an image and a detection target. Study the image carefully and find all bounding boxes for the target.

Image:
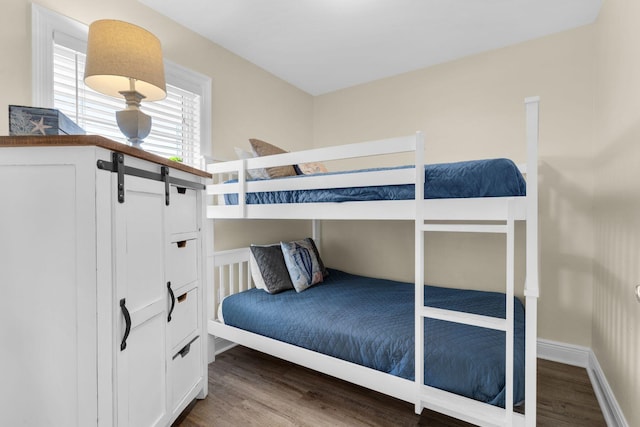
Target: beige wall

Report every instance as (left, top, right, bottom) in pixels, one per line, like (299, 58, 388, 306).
(314, 26, 597, 347)
(0, 0, 315, 248)
(593, 1, 640, 425)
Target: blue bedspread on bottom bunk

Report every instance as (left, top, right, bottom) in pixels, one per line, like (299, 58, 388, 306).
(221, 269, 525, 407)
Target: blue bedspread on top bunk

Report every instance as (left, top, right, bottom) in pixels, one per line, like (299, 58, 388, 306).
(221, 269, 526, 407)
(224, 158, 526, 205)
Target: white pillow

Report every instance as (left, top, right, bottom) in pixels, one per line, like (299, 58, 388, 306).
(233, 147, 270, 180)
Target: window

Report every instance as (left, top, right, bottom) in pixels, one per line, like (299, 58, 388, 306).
(32, 4, 211, 167)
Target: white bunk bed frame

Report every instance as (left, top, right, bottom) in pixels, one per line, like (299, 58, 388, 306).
(206, 97, 540, 427)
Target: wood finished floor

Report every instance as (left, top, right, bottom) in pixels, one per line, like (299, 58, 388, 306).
(175, 345, 606, 427)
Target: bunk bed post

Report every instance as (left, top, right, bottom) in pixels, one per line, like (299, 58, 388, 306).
(414, 131, 425, 414)
(238, 159, 247, 217)
(312, 219, 322, 254)
(524, 96, 540, 427)
(505, 200, 516, 424)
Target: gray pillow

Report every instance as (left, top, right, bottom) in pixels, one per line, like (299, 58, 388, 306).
(249, 244, 294, 294)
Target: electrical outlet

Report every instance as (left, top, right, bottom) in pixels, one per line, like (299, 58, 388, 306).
(636, 285, 640, 303)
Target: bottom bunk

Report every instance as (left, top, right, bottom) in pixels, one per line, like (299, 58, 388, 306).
(208, 247, 528, 427)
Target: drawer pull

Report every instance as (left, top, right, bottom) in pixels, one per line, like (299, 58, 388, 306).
(173, 336, 199, 360)
(167, 282, 176, 322)
(178, 344, 191, 358)
(177, 293, 188, 303)
(120, 299, 131, 351)
(176, 240, 187, 248)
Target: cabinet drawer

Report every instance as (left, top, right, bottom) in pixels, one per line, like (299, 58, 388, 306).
(169, 287, 198, 349)
(170, 336, 202, 411)
(167, 239, 198, 288)
(168, 186, 198, 234)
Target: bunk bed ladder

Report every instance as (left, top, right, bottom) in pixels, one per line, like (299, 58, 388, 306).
(415, 216, 518, 427)
(414, 97, 539, 427)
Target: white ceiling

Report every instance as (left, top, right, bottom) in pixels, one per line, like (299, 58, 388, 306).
(140, 0, 602, 95)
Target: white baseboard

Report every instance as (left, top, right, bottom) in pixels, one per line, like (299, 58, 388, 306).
(207, 335, 237, 363)
(587, 351, 629, 427)
(212, 337, 236, 360)
(537, 338, 628, 427)
(537, 338, 591, 367)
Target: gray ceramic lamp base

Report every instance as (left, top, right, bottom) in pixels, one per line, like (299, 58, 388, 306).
(116, 90, 151, 147)
(116, 109, 151, 147)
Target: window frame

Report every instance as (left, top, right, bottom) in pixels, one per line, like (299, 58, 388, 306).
(31, 4, 212, 163)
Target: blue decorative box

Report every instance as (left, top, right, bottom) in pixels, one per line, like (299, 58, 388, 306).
(9, 105, 85, 136)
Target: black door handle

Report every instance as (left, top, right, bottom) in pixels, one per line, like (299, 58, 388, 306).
(120, 298, 131, 351)
(167, 282, 176, 322)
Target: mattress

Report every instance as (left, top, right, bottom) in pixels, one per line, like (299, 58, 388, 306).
(220, 268, 525, 407)
(224, 158, 526, 205)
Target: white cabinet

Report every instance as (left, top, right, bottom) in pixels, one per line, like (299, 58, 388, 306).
(0, 137, 209, 427)
(115, 176, 169, 427)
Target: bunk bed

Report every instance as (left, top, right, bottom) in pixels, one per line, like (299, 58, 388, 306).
(205, 97, 540, 427)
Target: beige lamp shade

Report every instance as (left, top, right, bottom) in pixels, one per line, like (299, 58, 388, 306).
(84, 20, 166, 101)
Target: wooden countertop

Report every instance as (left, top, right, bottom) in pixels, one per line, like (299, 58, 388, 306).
(0, 135, 212, 178)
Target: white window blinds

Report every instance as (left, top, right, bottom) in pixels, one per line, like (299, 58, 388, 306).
(53, 42, 202, 167)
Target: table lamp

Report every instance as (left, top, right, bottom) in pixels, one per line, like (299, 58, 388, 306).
(84, 19, 166, 147)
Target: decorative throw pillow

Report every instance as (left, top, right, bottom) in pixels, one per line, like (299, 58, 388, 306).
(296, 161, 328, 175)
(304, 237, 329, 278)
(233, 147, 270, 180)
(249, 244, 294, 294)
(280, 239, 324, 292)
(249, 138, 297, 178)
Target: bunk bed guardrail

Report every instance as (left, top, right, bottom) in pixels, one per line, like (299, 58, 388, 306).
(206, 134, 422, 219)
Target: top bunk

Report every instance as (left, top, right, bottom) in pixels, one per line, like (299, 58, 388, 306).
(206, 97, 539, 222)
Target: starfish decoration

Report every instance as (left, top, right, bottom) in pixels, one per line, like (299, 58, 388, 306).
(30, 117, 52, 135)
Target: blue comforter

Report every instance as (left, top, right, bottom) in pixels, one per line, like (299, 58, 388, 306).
(221, 269, 525, 407)
(224, 158, 526, 204)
